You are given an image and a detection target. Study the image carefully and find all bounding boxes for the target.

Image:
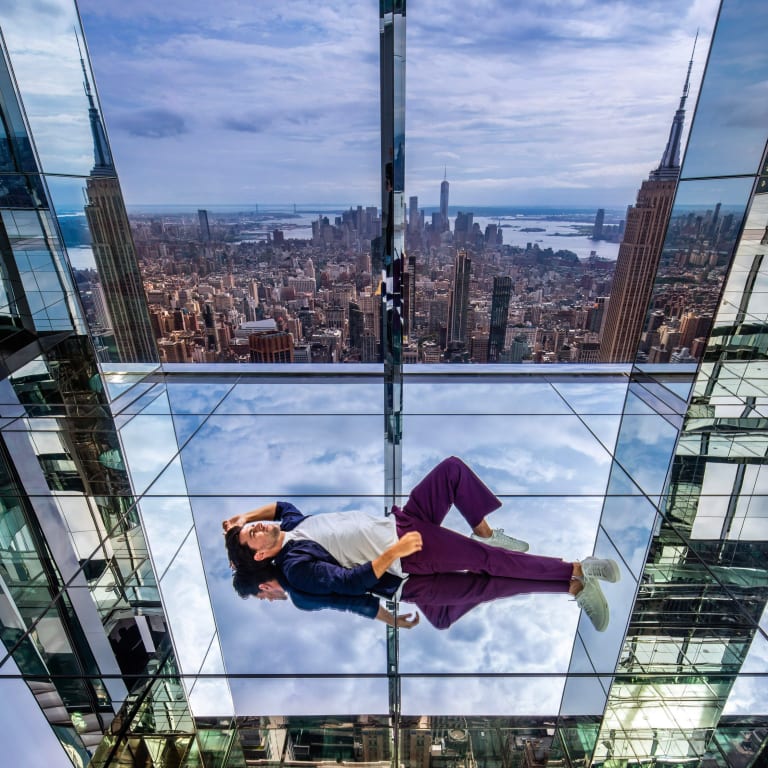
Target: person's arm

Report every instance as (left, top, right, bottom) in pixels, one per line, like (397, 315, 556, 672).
(222, 502, 278, 532)
(371, 531, 423, 578)
(290, 590, 382, 620)
(376, 606, 420, 628)
(280, 532, 423, 597)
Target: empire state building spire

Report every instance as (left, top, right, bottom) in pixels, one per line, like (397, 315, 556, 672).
(76, 30, 159, 363)
(76, 32, 114, 176)
(650, 33, 697, 181)
(598, 39, 699, 364)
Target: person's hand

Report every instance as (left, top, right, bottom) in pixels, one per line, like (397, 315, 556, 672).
(396, 611, 420, 629)
(222, 515, 246, 533)
(394, 531, 423, 557)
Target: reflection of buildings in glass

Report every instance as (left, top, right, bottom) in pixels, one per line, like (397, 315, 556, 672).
(0, 31, 170, 765)
(80, 52, 158, 364)
(2, 1, 768, 767)
(635, 203, 741, 362)
(598, 51, 694, 363)
(593, 94, 768, 768)
(403, 253, 417, 341)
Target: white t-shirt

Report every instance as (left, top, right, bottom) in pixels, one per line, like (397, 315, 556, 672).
(284, 511, 403, 577)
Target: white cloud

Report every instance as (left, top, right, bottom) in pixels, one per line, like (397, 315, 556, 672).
(70, 0, 721, 206)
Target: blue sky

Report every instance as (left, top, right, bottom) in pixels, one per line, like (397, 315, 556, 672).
(76, 0, 721, 208)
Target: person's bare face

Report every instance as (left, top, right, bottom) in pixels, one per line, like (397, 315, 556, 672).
(238, 521, 280, 558)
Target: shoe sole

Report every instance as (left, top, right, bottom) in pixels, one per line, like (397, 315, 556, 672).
(579, 579, 609, 631)
(471, 536, 529, 552)
(584, 557, 620, 582)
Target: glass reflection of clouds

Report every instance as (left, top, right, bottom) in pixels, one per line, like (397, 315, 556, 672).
(613, 411, 680, 501)
(405, 380, 573, 414)
(560, 634, 613, 717)
(680, 0, 768, 179)
(216, 380, 383, 415)
(132, 495, 193, 577)
(188, 637, 234, 718)
(110, 370, 691, 717)
(723, 599, 768, 716)
(576, 530, 636, 673)
(0, 0, 110, 178)
(120, 413, 181, 496)
(180, 415, 383, 495)
(401, 677, 565, 717)
(230, 678, 390, 718)
(402, 414, 615, 495)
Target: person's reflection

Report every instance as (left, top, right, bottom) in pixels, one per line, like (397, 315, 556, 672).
(232, 565, 588, 630)
(223, 457, 620, 631)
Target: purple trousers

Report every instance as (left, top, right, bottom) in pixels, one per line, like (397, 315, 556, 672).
(400, 572, 568, 629)
(394, 457, 573, 625)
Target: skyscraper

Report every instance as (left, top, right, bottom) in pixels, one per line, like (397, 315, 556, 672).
(198, 208, 211, 243)
(487, 276, 511, 362)
(592, 207, 605, 239)
(403, 253, 416, 340)
(598, 47, 695, 363)
(447, 249, 470, 345)
(439, 170, 449, 232)
(80, 46, 158, 363)
(408, 195, 418, 233)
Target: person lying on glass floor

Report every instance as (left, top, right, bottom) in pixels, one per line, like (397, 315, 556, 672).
(223, 456, 619, 631)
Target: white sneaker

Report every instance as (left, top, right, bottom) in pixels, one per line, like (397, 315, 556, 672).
(581, 556, 620, 582)
(471, 528, 529, 552)
(576, 577, 609, 632)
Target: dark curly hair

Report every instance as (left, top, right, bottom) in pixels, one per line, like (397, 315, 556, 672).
(224, 525, 262, 573)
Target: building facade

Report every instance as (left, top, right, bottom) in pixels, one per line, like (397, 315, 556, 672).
(598, 47, 696, 363)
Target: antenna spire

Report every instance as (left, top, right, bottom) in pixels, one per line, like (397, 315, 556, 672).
(650, 34, 697, 181)
(75, 28, 114, 174)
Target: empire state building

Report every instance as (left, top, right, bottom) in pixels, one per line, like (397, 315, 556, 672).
(598, 45, 696, 363)
(80, 48, 158, 363)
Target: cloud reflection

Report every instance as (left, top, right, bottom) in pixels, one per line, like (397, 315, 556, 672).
(118, 372, 653, 717)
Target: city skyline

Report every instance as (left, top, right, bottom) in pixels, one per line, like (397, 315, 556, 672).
(74, 0, 719, 208)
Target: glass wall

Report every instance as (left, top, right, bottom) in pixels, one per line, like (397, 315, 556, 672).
(595, 1, 768, 759)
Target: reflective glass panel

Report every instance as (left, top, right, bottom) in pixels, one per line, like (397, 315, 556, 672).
(680, 0, 768, 179)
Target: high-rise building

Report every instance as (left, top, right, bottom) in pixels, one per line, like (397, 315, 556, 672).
(592, 208, 605, 238)
(408, 195, 418, 232)
(453, 210, 473, 245)
(80, 47, 158, 364)
(447, 249, 470, 345)
(439, 171, 450, 232)
(599, 47, 695, 363)
(487, 276, 512, 362)
(248, 329, 294, 362)
(403, 253, 416, 340)
(198, 208, 211, 243)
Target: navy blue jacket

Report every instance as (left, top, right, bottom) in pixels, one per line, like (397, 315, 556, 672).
(272, 501, 403, 619)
